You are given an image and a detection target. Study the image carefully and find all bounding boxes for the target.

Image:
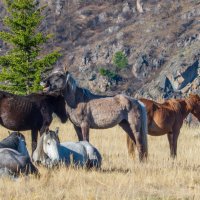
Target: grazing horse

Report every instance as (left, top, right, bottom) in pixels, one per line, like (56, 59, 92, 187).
(41, 69, 148, 161)
(0, 91, 68, 154)
(32, 128, 102, 169)
(0, 132, 38, 177)
(127, 94, 200, 158)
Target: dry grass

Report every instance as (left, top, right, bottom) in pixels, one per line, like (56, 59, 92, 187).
(0, 118, 200, 200)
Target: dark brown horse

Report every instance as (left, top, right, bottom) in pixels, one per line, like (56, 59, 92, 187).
(127, 94, 200, 158)
(0, 91, 68, 154)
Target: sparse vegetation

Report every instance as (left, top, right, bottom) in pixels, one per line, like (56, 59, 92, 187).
(99, 51, 128, 80)
(0, 121, 199, 199)
(113, 51, 128, 71)
(99, 68, 117, 79)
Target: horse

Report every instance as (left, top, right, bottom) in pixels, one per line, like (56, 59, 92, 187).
(32, 128, 102, 169)
(41, 69, 148, 161)
(0, 90, 68, 154)
(127, 94, 200, 158)
(0, 132, 39, 177)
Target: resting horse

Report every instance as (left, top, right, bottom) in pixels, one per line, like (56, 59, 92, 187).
(41, 69, 148, 161)
(32, 128, 102, 169)
(0, 132, 38, 177)
(127, 94, 200, 158)
(0, 90, 67, 154)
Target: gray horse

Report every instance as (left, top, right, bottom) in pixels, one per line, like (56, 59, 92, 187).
(0, 132, 39, 177)
(32, 128, 102, 169)
(42, 69, 148, 161)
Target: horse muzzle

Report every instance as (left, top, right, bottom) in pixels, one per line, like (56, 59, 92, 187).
(40, 81, 51, 92)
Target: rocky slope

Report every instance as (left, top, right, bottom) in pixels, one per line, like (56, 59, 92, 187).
(0, 0, 200, 99)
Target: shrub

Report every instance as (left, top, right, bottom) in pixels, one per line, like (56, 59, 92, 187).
(99, 68, 117, 79)
(112, 51, 128, 70)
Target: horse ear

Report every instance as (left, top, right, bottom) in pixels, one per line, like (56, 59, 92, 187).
(45, 127, 49, 133)
(64, 65, 68, 73)
(55, 127, 59, 135)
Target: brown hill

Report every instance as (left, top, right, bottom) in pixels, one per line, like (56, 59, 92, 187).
(0, 0, 200, 98)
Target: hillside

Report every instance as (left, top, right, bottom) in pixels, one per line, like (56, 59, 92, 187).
(0, 0, 200, 98)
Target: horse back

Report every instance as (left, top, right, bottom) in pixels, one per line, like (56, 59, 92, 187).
(0, 95, 43, 130)
(59, 142, 88, 166)
(140, 98, 178, 135)
(140, 98, 159, 121)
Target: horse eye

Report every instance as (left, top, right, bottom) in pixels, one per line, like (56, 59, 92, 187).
(47, 142, 51, 145)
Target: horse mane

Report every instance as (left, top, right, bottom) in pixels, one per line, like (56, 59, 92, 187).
(66, 73, 77, 93)
(164, 99, 181, 112)
(67, 73, 109, 100)
(0, 132, 20, 150)
(186, 94, 200, 108)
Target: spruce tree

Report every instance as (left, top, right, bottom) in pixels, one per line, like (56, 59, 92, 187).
(0, 0, 61, 94)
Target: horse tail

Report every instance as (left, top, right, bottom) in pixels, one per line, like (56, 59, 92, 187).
(126, 99, 148, 161)
(138, 100, 148, 159)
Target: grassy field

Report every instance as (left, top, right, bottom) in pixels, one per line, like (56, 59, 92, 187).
(0, 118, 200, 200)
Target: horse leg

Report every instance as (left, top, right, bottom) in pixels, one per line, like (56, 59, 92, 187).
(167, 133, 174, 158)
(172, 130, 180, 158)
(129, 122, 147, 162)
(81, 122, 89, 141)
(31, 129, 38, 155)
(73, 125, 83, 141)
(167, 130, 180, 158)
(40, 104, 52, 133)
(130, 124, 145, 161)
(119, 121, 136, 159)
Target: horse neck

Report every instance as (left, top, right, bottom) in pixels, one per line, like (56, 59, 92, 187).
(63, 86, 79, 109)
(0, 135, 19, 150)
(179, 99, 193, 119)
(17, 139, 29, 157)
(185, 97, 196, 114)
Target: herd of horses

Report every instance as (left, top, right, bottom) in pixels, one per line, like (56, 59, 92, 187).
(0, 68, 199, 178)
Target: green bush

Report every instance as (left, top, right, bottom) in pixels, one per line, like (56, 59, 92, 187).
(99, 68, 117, 79)
(112, 51, 128, 70)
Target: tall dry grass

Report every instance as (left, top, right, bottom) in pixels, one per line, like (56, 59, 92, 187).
(0, 118, 200, 200)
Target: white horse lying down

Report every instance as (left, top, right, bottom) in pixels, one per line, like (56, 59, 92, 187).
(32, 128, 102, 169)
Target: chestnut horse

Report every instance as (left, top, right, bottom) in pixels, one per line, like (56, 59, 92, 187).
(127, 94, 200, 158)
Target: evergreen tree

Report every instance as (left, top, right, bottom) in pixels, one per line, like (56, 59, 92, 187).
(0, 0, 61, 94)
(113, 51, 128, 71)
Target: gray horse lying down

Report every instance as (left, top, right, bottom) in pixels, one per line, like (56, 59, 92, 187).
(0, 132, 38, 177)
(33, 128, 102, 169)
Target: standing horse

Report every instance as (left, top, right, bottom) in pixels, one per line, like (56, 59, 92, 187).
(0, 91, 68, 154)
(33, 128, 102, 169)
(0, 132, 38, 177)
(42, 69, 148, 161)
(127, 94, 200, 158)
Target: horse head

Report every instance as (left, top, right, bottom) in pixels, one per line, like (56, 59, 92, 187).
(41, 69, 68, 92)
(42, 128, 60, 166)
(187, 94, 200, 121)
(41, 68, 77, 94)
